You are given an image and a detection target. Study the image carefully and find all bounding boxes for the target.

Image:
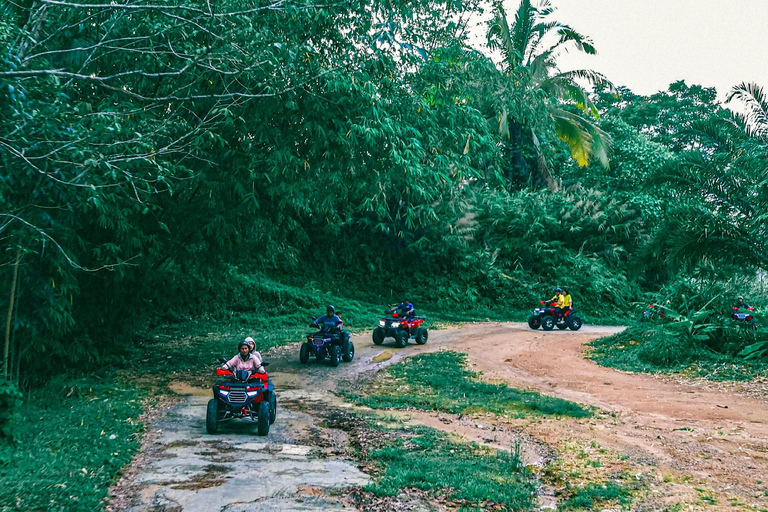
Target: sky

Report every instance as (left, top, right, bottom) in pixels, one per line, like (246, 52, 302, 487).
(473, 0, 768, 101)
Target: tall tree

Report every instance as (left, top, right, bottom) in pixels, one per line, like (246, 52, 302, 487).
(485, 0, 614, 189)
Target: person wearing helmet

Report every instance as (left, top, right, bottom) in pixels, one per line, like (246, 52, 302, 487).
(547, 288, 565, 320)
(734, 296, 751, 310)
(222, 339, 265, 374)
(392, 298, 415, 320)
(312, 305, 343, 333)
(547, 288, 563, 306)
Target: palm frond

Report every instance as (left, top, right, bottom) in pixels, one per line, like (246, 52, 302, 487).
(726, 82, 768, 139)
(555, 25, 597, 55)
(551, 109, 593, 167)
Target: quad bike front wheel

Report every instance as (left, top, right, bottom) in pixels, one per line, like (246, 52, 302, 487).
(527, 315, 541, 329)
(415, 327, 428, 345)
(299, 343, 310, 364)
(329, 345, 341, 367)
(206, 399, 219, 434)
(568, 316, 583, 331)
(541, 316, 555, 331)
(257, 401, 270, 436)
(372, 327, 385, 345)
(395, 330, 408, 348)
(342, 341, 355, 362)
(269, 393, 277, 424)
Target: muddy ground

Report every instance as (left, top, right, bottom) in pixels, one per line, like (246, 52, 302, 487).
(109, 323, 768, 511)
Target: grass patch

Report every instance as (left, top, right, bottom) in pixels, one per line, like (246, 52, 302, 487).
(343, 350, 591, 418)
(367, 425, 535, 509)
(589, 325, 768, 381)
(324, 408, 536, 510)
(0, 378, 143, 512)
(559, 481, 632, 511)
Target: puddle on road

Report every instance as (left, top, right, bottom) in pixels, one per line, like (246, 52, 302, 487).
(168, 382, 209, 396)
(371, 351, 392, 363)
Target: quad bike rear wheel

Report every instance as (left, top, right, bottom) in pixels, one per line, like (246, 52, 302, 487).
(541, 316, 555, 331)
(329, 345, 341, 367)
(257, 401, 270, 436)
(372, 327, 384, 345)
(269, 393, 277, 424)
(299, 343, 310, 364)
(527, 315, 541, 329)
(568, 316, 583, 331)
(206, 399, 219, 434)
(415, 327, 428, 345)
(395, 330, 408, 348)
(342, 341, 355, 362)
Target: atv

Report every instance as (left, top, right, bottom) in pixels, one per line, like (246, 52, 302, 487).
(528, 301, 583, 331)
(732, 306, 757, 329)
(372, 309, 428, 348)
(639, 303, 668, 323)
(206, 359, 276, 436)
(299, 323, 354, 367)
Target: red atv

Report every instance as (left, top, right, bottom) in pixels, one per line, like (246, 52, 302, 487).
(206, 359, 276, 436)
(528, 301, 583, 331)
(732, 306, 757, 329)
(372, 310, 428, 348)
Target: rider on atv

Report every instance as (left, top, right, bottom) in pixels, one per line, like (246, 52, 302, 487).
(392, 298, 415, 320)
(222, 339, 265, 374)
(734, 296, 751, 310)
(547, 288, 565, 320)
(312, 305, 350, 345)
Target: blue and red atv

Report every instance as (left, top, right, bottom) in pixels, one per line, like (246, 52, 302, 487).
(372, 309, 428, 348)
(299, 321, 354, 367)
(732, 305, 757, 329)
(206, 360, 276, 436)
(528, 301, 583, 331)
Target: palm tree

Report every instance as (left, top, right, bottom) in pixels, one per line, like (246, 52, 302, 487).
(727, 82, 768, 140)
(486, 0, 614, 190)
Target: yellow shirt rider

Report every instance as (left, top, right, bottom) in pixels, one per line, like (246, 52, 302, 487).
(562, 290, 572, 309)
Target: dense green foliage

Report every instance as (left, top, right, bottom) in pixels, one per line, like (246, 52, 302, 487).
(344, 350, 591, 417)
(2, 0, 766, 382)
(0, 378, 143, 512)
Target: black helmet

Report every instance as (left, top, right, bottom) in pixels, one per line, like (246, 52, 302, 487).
(238, 340, 250, 350)
(404, 297, 410, 302)
(326, 305, 335, 313)
(555, 287, 562, 293)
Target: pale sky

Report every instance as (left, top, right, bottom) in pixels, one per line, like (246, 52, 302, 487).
(471, 0, 768, 100)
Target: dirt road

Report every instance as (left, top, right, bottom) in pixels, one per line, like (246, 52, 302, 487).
(111, 323, 768, 511)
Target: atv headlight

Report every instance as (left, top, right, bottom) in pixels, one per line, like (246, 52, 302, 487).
(379, 320, 386, 327)
(246, 391, 259, 397)
(391, 322, 400, 328)
(219, 390, 230, 397)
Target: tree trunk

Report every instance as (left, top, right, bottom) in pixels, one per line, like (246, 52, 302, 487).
(4, 248, 21, 379)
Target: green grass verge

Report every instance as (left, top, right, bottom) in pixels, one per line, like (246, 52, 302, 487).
(323, 408, 537, 511)
(559, 481, 632, 511)
(589, 325, 768, 382)
(367, 424, 535, 509)
(0, 378, 143, 512)
(343, 351, 591, 418)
